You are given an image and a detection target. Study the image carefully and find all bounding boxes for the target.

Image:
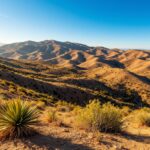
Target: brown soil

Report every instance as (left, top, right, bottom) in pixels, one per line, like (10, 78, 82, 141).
(0, 122, 149, 150)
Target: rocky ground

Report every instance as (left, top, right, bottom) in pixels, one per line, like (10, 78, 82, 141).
(0, 120, 150, 150)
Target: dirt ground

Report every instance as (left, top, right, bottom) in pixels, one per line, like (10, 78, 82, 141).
(0, 122, 149, 150)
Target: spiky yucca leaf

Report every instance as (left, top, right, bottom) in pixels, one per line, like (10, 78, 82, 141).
(0, 99, 39, 139)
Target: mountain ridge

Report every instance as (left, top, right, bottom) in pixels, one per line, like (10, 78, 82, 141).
(0, 40, 149, 104)
(0, 40, 149, 75)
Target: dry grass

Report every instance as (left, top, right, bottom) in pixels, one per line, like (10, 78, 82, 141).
(76, 100, 123, 132)
(42, 108, 57, 123)
(133, 108, 150, 127)
(56, 101, 76, 112)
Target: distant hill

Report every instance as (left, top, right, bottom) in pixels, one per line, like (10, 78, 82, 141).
(0, 40, 149, 77)
(0, 40, 149, 104)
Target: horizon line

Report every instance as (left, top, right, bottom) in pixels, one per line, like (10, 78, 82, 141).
(0, 39, 150, 50)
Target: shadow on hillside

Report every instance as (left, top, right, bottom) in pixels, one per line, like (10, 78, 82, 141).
(116, 84, 143, 106)
(63, 78, 146, 107)
(23, 133, 93, 150)
(63, 78, 111, 91)
(1, 69, 146, 107)
(98, 56, 125, 69)
(0, 70, 96, 105)
(129, 71, 150, 84)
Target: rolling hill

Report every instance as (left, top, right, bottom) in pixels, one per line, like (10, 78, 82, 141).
(0, 40, 150, 149)
(0, 40, 149, 105)
(0, 40, 149, 76)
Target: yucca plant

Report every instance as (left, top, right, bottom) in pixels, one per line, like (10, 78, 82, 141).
(0, 99, 39, 140)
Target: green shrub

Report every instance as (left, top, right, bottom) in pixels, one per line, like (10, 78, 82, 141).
(76, 100, 123, 132)
(0, 99, 39, 139)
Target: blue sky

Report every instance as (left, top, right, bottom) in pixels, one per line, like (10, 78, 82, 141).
(0, 0, 150, 49)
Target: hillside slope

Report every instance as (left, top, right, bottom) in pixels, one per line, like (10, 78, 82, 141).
(0, 57, 149, 106)
(0, 40, 149, 105)
(0, 43, 150, 150)
(0, 40, 149, 77)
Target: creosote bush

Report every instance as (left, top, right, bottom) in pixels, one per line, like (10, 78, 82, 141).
(0, 99, 39, 140)
(76, 100, 123, 132)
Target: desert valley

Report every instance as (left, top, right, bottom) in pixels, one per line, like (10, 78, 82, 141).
(0, 40, 149, 149)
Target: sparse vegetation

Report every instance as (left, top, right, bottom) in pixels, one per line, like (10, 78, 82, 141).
(56, 101, 76, 112)
(76, 100, 123, 132)
(134, 108, 150, 126)
(121, 106, 131, 116)
(43, 109, 57, 123)
(0, 53, 149, 149)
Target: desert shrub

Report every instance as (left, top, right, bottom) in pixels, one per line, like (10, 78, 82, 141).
(0, 93, 8, 100)
(9, 85, 16, 93)
(142, 107, 150, 113)
(56, 105, 72, 112)
(76, 100, 123, 132)
(43, 109, 57, 123)
(1, 80, 9, 86)
(0, 99, 39, 140)
(0, 99, 5, 106)
(121, 106, 131, 116)
(38, 96, 53, 104)
(134, 109, 150, 126)
(17, 86, 27, 94)
(36, 101, 46, 110)
(72, 106, 82, 115)
(76, 100, 100, 130)
(27, 89, 36, 96)
(56, 101, 75, 112)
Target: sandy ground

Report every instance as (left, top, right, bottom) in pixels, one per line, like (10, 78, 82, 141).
(0, 122, 149, 150)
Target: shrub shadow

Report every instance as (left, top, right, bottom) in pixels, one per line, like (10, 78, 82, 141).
(121, 132, 150, 144)
(23, 133, 93, 150)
